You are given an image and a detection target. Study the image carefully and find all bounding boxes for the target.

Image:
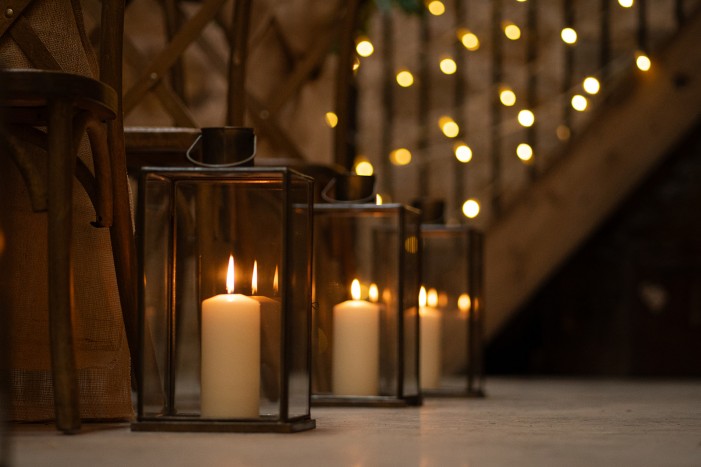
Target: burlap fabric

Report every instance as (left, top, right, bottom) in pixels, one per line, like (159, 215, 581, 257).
(0, 0, 132, 421)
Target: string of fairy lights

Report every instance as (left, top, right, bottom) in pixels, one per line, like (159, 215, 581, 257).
(324, 0, 656, 220)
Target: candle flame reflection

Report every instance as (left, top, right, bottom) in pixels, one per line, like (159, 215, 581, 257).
(369, 283, 379, 303)
(351, 279, 361, 300)
(427, 288, 438, 307)
(274, 265, 279, 295)
(226, 255, 235, 294)
(252, 260, 258, 294)
(458, 293, 471, 315)
(419, 286, 427, 308)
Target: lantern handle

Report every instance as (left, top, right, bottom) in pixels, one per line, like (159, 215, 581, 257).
(320, 177, 377, 204)
(185, 133, 257, 168)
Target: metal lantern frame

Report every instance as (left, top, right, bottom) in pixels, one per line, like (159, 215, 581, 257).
(420, 225, 485, 398)
(311, 203, 423, 407)
(132, 166, 316, 432)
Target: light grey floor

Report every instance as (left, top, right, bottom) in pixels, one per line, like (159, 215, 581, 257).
(6, 378, 701, 466)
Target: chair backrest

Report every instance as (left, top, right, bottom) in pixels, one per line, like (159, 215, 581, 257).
(121, 0, 341, 163)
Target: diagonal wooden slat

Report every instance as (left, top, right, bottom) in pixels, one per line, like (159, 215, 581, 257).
(123, 37, 197, 127)
(123, 0, 228, 113)
(267, 26, 336, 115)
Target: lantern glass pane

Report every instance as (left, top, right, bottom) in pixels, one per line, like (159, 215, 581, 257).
(136, 168, 314, 429)
(312, 204, 421, 405)
(421, 226, 485, 397)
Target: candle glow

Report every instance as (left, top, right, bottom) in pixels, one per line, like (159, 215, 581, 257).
(252, 260, 258, 294)
(226, 254, 235, 294)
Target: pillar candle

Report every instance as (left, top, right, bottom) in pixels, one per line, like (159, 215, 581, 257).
(333, 279, 380, 396)
(201, 256, 260, 418)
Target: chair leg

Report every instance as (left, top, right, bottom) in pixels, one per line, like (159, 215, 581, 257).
(47, 100, 81, 434)
(107, 119, 140, 388)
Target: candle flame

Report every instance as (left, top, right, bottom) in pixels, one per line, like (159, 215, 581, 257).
(419, 286, 427, 308)
(368, 283, 379, 303)
(427, 288, 438, 307)
(226, 255, 235, 294)
(458, 293, 471, 315)
(376, 194, 383, 205)
(351, 279, 361, 301)
(273, 265, 279, 295)
(252, 260, 258, 295)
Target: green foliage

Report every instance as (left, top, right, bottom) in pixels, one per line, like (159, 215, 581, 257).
(374, 0, 423, 15)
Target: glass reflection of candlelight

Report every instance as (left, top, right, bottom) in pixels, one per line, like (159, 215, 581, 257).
(273, 265, 279, 295)
(458, 293, 471, 316)
(427, 288, 438, 308)
(369, 283, 379, 303)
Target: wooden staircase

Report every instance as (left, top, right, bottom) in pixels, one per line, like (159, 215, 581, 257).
(484, 6, 701, 339)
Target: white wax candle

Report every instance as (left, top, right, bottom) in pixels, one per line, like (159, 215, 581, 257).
(419, 287, 442, 389)
(333, 280, 380, 396)
(201, 257, 260, 418)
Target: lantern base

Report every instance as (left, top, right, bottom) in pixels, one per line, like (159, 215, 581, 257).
(311, 394, 423, 407)
(131, 417, 316, 433)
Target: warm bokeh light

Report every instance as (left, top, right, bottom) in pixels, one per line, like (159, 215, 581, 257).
(571, 94, 588, 111)
(396, 69, 414, 87)
(440, 120, 460, 138)
(376, 194, 383, 205)
(405, 236, 419, 254)
(439, 57, 457, 75)
(618, 0, 634, 7)
(583, 76, 600, 95)
(458, 29, 480, 51)
(438, 292, 449, 308)
(355, 160, 374, 176)
(517, 109, 535, 127)
(462, 199, 480, 219)
(636, 53, 651, 71)
(499, 87, 516, 106)
(352, 56, 360, 72)
(426, 0, 445, 16)
(454, 142, 473, 163)
(390, 147, 412, 166)
(356, 37, 374, 57)
(561, 27, 578, 44)
(556, 125, 571, 141)
(325, 111, 338, 128)
(516, 143, 533, 161)
(504, 22, 521, 41)
(458, 293, 471, 314)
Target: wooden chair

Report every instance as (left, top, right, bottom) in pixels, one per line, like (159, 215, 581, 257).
(0, 0, 135, 433)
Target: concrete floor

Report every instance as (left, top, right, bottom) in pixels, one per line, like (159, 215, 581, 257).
(6, 378, 701, 466)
